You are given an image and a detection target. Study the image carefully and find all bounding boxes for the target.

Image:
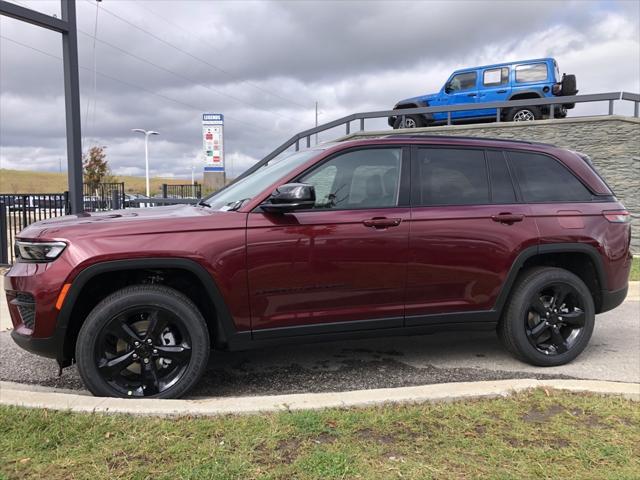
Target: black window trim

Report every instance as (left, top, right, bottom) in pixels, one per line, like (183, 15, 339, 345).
(504, 149, 600, 204)
(280, 144, 411, 212)
(486, 148, 520, 204)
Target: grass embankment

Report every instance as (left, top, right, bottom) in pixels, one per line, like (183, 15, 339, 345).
(0, 169, 188, 195)
(1, 389, 638, 479)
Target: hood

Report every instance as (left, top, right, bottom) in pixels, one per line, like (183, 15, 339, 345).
(396, 92, 438, 107)
(18, 204, 241, 240)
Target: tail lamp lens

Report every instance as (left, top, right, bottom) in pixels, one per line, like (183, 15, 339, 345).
(602, 210, 630, 223)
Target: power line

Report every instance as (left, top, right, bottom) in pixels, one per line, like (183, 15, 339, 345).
(135, 1, 311, 110)
(0, 34, 279, 134)
(81, 0, 305, 123)
(83, 0, 101, 148)
(75, 28, 295, 126)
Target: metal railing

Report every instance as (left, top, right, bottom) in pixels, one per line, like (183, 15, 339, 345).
(162, 183, 202, 199)
(127, 197, 199, 208)
(232, 91, 639, 185)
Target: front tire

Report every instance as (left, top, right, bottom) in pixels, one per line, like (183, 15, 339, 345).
(76, 285, 210, 398)
(506, 106, 542, 122)
(498, 267, 595, 367)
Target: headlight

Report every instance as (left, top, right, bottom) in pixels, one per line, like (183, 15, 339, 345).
(15, 241, 67, 262)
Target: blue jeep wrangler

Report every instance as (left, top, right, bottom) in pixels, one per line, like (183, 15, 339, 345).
(389, 58, 577, 128)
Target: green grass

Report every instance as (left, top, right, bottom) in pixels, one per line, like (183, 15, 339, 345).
(1, 389, 638, 479)
(630, 256, 639, 281)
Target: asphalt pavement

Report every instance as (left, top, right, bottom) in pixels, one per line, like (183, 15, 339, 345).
(1, 284, 638, 398)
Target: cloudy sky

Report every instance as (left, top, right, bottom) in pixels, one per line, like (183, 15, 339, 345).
(1, 0, 639, 181)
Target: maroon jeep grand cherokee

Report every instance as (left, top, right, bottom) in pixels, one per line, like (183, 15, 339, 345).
(5, 136, 631, 398)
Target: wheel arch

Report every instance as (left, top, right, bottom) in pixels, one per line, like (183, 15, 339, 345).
(508, 91, 543, 101)
(495, 243, 607, 315)
(55, 258, 238, 367)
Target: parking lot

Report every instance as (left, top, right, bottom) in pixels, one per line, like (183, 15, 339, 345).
(1, 283, 638, 398)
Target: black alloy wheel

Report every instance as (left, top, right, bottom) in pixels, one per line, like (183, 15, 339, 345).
(76, 285, 209, 398)
(96, 306, 192, 397)
(498, 267, 595, 367)
(524, 282, 586, 356)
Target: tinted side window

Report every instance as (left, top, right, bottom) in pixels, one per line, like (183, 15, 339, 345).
(515, 63, 548, 83)
(416, 148, 489, 205)
(508, 151, 593, 202)
(299, 148, 401, 209)
(449, 72, 477, 91)
(487, 150, 516, 203)
(483, 67, 509, 86)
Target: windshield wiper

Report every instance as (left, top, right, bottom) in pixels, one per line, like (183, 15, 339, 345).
(197, 199, 211, 208)
(228, 198, 252, 211)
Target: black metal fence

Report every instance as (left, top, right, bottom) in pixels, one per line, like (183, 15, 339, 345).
(83, 182, 125, 211)
(162, 183, 201, 199)
(0, 193, 69, 265)
(0, 182, 197, 264)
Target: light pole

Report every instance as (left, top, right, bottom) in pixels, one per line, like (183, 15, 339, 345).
(131, 129, 159, 197)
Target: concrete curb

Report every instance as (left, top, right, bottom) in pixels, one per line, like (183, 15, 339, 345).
(1, 379, 637, 417)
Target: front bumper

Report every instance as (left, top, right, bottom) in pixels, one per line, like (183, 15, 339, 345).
(4, 257, 74, 365)
(10, 329, 58, 359)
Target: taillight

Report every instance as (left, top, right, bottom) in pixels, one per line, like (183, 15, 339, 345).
(602, 210, 631, 223)
(552, 83, 562, 95)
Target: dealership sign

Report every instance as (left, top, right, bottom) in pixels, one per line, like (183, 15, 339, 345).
(202, 113, 224, 172)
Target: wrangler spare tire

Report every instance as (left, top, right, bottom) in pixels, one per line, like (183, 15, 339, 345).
(560, 74, 577, 96)
(560, 74, 577, 109)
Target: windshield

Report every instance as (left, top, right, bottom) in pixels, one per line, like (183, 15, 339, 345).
(200, 149, 321, 210)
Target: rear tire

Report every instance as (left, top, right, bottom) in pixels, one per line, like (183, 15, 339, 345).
(76, 285, 210, 398)
(498, 267, 595, 367)
(506, 105, 542, 122)
(393, 114, 425, 129)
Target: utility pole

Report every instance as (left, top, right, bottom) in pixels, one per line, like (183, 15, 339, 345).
(131, 129, 159, 197)
(315, 101, 318, 145)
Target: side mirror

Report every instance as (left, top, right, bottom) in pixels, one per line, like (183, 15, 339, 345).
(444, 83, 453, 94)
(260, 183, 316, 214)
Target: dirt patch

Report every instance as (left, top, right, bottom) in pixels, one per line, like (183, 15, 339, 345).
(313, 432, 336, 445)
(580, 414, 610, 429)
(569, 408, 611, 429)
(505, 436, 570, 449)
(106, 450, 153, 471)
(355, 428, 397, 445)
(276, 438, 303, 464)
(522, 404, 565, 423)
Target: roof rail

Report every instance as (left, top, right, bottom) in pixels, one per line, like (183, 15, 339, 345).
(375, 134, 556, 147)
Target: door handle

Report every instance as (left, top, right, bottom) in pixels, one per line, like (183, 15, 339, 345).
(496, 89, 507, 93)
(363, 217, 402, 229)
(467, 93, 477, 97)
(491, 213, 524, 224)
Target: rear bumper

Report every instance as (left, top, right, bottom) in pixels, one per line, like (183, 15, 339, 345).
(598, 285, 628, 314)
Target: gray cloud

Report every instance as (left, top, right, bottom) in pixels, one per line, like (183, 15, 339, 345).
(1, 0, 639, 181)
